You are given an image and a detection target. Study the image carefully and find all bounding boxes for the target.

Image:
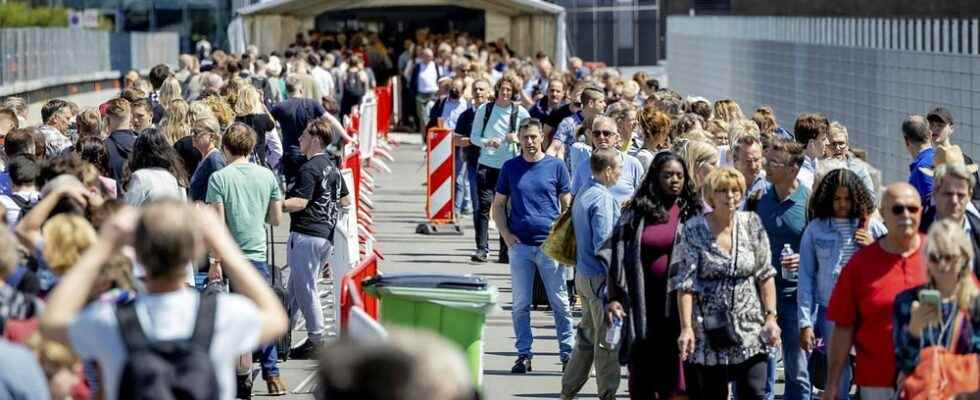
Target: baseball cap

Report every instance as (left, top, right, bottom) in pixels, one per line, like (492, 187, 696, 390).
(927, 107, 954, 125)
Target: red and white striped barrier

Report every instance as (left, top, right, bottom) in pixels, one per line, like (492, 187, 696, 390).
(415, 127, 462, 235)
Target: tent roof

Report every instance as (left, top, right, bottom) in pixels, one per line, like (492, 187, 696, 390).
(237, 0, 564, 17)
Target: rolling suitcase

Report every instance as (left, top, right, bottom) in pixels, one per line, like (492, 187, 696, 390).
(531, 269, 550, 310)
(268, 226, 293, 361)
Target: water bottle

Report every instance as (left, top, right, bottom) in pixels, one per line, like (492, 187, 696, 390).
(606, 316, 623, 346)
(781, 243, 797, 280)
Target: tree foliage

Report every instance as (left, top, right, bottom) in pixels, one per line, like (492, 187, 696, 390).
(0, 2, 68, 28)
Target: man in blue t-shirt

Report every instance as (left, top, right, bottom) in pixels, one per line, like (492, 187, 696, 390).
(755, 138, 812, 400)
(491, 119, 573, 374)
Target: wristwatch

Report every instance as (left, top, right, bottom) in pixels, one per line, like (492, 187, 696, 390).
(763, 309, 777, 319)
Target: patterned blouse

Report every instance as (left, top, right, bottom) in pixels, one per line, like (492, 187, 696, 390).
(668, 211, 776, 366)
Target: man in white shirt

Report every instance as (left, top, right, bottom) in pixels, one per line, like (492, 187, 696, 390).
(309, 53, 335, 103)
(412, 48, 440, 134)
(40, 202, 288, 400)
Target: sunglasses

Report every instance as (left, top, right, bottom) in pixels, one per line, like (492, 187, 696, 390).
(890, 204, 921, 215)
(593, 130, 616, 137)
(928, 252, 959, 264)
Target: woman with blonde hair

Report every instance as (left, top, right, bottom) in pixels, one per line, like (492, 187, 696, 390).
(160, 99, 191, 144)
(893, 218, 980, 378)
(172, 100, 213, 178)
(713, 99, 745, 123)
(41, 213, 97, 276)
(158, 76, 183, 105)
(676, 139, 720, 193)
(672, 167, 780, 399)
(234, 85, 276, 165)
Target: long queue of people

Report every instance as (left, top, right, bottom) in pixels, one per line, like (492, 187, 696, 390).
(416, 35, 980, 398)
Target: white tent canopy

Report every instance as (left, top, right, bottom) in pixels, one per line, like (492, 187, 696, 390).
(236, 0, 567, 69)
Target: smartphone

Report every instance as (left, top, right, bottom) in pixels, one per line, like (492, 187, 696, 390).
(918, 289, 941, 307)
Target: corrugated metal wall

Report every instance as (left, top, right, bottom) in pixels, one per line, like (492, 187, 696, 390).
(667, 15, 980, 186)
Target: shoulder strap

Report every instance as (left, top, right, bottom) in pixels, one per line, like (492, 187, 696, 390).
(9, 194, 31, 209)
(116, 300, 151, 352)
(190, 293, 218, 349)
(479, 102, 494, 137)
(509, 105, 519, 134)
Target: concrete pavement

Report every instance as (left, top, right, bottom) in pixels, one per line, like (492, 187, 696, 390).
(317, 134, 630, 399)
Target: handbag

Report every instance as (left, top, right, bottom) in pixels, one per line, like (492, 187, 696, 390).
(701, 216, 741, 351)
(901, 309, 980, 400)
(542, 208, 576, 266)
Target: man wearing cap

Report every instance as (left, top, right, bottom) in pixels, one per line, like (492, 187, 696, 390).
(927, 106, 980, 205)
(918, 148, 980, 276)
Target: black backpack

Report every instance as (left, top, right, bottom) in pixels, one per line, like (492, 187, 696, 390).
(116, 294, 220, 400)
(344, 70, 367, 98)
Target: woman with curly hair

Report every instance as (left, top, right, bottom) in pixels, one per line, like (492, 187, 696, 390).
(797, 167, 887, 397)
(605, 151, 703, 399)
(123, 128, 188, 206)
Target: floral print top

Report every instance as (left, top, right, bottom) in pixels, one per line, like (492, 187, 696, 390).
(669, 211, 776, 366)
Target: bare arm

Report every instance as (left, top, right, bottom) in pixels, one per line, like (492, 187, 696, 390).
(15, 186, 85, 250)
(824, 325, 855, 397)
(340, 194, 352, 208)
(266, 200, 283, 226)
(283, 197, 309, 213)
(491, 193, 516, 246)
(677, 291, 696, 361)
(546, 139, 565, 159)
(757, 276, 777, 316)
(559, 192, 571, 212)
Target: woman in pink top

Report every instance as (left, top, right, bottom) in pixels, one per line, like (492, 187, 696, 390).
(606, 152, 703, 399)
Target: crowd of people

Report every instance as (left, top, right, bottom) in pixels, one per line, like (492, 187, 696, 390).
(0, 24, 979, 400)
(410, 30, 980, 400)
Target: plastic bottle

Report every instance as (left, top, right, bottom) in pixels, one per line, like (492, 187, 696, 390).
(781, 243, 797, 280)
(606, 316, 623, 346)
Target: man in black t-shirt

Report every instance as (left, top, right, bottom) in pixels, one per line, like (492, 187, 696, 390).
(282, 117, 351, 359)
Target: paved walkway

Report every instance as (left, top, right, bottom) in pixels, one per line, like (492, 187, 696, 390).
(331, 135, 630, 399)
(25, 82, 632, 397)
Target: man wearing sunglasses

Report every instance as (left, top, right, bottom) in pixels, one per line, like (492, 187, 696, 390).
(568, 117, 644, 206)
(823, 183, 928, 400)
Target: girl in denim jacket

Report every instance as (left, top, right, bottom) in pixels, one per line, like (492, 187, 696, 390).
(797, 168, 887, 398)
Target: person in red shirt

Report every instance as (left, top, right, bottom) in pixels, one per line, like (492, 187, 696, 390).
(823, 182, 928, 400)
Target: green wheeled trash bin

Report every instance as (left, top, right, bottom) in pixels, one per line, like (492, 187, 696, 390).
(363, 274, 498, 386)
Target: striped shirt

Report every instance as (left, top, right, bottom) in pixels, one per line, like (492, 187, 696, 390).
(831, 218, 858, 263)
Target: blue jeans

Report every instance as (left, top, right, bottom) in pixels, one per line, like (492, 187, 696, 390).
(454, 147, 472, 213)
(765, 297, 811, 400)
(245, 260, 279, 378)
(509, 243, 574, 360)
(815, 306, 852, 399)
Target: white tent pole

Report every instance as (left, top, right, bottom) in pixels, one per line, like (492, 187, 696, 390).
(555, 10, 568, 72)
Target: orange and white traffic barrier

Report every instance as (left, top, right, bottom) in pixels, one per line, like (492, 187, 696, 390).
(415, 127, 462, 235)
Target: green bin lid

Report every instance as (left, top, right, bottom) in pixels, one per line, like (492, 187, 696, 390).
(363, 274, 487, 290)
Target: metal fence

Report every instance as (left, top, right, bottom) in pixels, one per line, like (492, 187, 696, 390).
(667, 15, 980, 187)
(0, 28, 178, 96)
